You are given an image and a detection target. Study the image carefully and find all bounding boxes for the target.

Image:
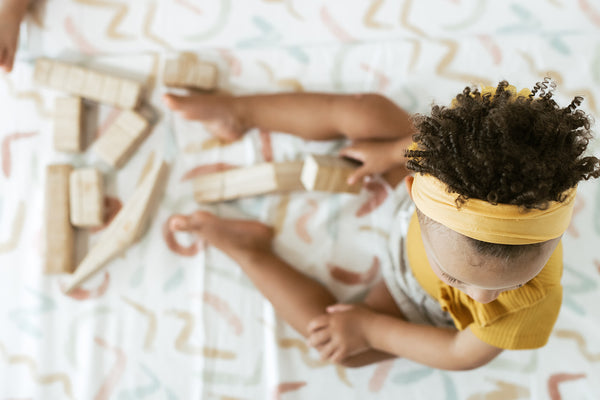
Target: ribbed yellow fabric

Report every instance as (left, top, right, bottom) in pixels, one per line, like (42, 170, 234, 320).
(406, 211, 563, 350)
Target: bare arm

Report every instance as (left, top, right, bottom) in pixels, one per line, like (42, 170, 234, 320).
(0, 0, 30, 72)
(363, 312, 502, 370)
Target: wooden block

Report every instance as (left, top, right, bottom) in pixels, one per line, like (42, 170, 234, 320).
(193, 161, 304, 203)
(69, 168, 104, 227)
(81, 71, 104, 102)
(48, 62, 70, 90)
(65, 66, 87, 94)
(115, 79, 142, 109)
(93, 110, 150, 168)
(53, 97, 83, 152)
(34, 58, 143, 109)
(300, 154, 362, 194)
(163, 56, 218, 90)
(45, 164, 75, 274)
(64, 160, 169, 293)
(33, 58, 53, 85)
(99, 76, 121, 105)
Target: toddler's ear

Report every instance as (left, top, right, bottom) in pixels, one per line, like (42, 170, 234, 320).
(405, 176, 414, 200)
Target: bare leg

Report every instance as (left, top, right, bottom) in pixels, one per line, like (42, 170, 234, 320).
(170, 211, 337, 337)
(163, 92, 414, 143)
(171, 211, 408, 368)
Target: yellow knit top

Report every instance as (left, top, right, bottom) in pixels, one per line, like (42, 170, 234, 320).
(406, 211, 563, 350)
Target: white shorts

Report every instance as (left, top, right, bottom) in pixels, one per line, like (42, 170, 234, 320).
(381, 184, 455, 328)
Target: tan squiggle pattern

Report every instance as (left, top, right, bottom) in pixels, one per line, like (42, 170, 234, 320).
(143, 2, 175, 50)
(201, 137, 230, 150)
(72, 0, 133, 39)
(405, 38, 422, 72)
(555, 330, 600, 362)
(257, 60, 275, 82)
(436, 39, 492, 86)
(165, 310, 236, 359)
(0, 201, 25, 253)
(364, 0, 392, 29)
(1, 76, 52, 118)
(276, 79, 304, 92)
(358, 226, 389, 240)
(278, 338, 330, 368)
(121, 296, 157, 351)
(519, 53, 598, 113)
(0, 342, 74, 399)
(399, 0, 428, 38)
(335, 365, 352, 387)
(467, 379, 529, 400)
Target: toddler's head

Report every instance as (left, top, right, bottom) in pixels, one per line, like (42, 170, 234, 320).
(405, 80, 600, 303)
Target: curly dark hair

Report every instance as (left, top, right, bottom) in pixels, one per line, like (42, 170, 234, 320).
(406, 79, 600, 210)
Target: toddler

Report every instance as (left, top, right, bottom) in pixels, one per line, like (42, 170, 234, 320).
(163, 81, 600, 370)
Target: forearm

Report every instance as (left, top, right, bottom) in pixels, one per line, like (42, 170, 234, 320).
(235, 93, 414, 142)
(364, 313, 500, 370)
(0, 0, 30, 19)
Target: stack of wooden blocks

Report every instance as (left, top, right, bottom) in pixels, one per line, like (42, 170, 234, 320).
(42, 53, 218, 291)
(192, 154, 363, 203)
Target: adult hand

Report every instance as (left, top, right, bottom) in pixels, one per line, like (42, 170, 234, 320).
(339, 139, 405, 185)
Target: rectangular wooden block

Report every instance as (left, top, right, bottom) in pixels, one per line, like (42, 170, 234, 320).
(193, 161, 304, 203)
(45, 164, 75, 274)
(93, 110, 150, 168)
(34, 58, 143, 109)
(69, 168, 104, 228)
(163, 57, 218, 90)
(64, 160, 169, 293)
(53, 97, 83, 152)
(300, 154, 362, 194)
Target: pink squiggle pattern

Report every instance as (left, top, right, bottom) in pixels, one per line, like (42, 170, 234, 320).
(327, 256, 380, 285)
(94, 337, 127, 400)
(548, 372, 586, 400)
(163, 216, 203, 257)
(180, 163, 237, 182)
(260, 129, 273, 162)
(476, 34, 502, 65)
(60, 272, 111, 300)
(175, 0, 203, 14)
(369, 359, 394, 392)
(64, 16, 101, 55)
(194, 292, 243, 335)
(218, 49, 242, 76)
(579, 0, 600, 27)
(1, 132, 38, 178)
(360, 63, 390, 92)
(272, 382, 307, 400)
(295, 199, 319, 244)
(320, 6, 356, 42)
(356, 180, 388, 217)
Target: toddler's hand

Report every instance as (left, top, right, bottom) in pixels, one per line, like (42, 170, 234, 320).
(340, 139, 404, 185)
(0, 9, 21, 73)
(306, 304, 374, 363)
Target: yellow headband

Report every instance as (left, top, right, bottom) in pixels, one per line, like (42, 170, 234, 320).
(411, 173, 576, 245)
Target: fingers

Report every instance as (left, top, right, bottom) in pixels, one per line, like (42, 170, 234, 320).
(307, 329, 331, 347)
(307, 314, 329, 333)
(0, 47, 7, 72)
(6, 46, 15, 73)
(162, 93, 187, 111)
(347, 167, 370, 186)
(168, 214, 192, 231)
(339, 146, 365, 163)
